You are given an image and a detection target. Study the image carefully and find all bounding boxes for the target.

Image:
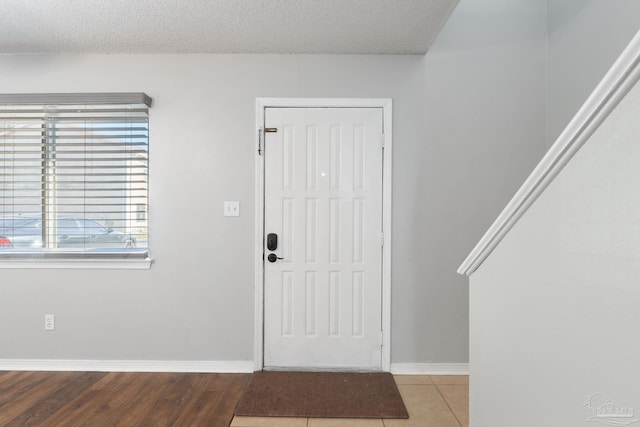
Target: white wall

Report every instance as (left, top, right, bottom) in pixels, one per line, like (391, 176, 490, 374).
(470, 66, 640, 427)
(547, 0, 640, 144)
(420, 0, 640, 369)
(0, 54, 427, 364)
(416, 0, 548, 363)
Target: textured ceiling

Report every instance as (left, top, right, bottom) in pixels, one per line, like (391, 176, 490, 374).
(0, 0, 459, 54)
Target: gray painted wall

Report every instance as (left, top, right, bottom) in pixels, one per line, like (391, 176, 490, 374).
(0, 0, 555, 368)
(3, 0, 631, 368)
(547, 0, 640, 144)
(0, 54, 426, 363)
(469, 62, 640, 427)
(416, 0, 548, 363)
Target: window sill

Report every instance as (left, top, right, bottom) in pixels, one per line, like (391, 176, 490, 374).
(0, 258, 153, 270)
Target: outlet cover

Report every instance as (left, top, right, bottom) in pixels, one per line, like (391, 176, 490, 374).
(45, 314, 55, 331)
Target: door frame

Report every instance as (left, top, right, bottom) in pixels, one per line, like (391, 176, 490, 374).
(254, 98, 392, 371)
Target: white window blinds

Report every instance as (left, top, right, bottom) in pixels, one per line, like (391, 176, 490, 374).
(0, 93, 151, 260)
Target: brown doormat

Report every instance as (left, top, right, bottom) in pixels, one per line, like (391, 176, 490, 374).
(234, 371, 408, 419)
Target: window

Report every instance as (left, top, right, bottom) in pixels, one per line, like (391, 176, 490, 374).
(0, 93, 151, 263)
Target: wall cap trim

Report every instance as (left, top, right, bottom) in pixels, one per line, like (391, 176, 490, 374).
(458, 29, 640, 277)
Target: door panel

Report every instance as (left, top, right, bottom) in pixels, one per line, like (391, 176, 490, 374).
(263, 107, 384, 370)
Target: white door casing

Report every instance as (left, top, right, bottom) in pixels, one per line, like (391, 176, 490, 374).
(254, 98, 392, 372)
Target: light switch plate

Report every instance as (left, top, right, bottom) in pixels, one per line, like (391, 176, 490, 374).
(224, 201, 240, 217)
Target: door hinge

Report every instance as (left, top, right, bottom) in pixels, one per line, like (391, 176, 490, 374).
(381, 133, 385, 148)
(265, 127, 278, 133)
(380, 233, 385, 247)
(379, 331, 384, 347)
(258, 128, 263, 156)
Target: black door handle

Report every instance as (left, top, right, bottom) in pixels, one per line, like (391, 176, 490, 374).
(267, 233, 278, 251)
(267, 253, 284, 263)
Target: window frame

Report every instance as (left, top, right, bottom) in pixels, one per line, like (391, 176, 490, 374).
(0, 93, 152, 269)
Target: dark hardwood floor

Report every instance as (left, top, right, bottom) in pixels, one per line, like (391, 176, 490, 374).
(0, 371, 250, 427)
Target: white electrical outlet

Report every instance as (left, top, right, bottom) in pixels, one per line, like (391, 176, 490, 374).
(45, 314, 55, 331)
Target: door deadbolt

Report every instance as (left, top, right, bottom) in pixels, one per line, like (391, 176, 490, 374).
(267, 233, 278, 251)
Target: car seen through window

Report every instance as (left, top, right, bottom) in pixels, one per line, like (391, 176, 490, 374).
(0, 215, 137, 251)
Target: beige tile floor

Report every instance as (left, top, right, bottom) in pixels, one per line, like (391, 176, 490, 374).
(231, 375, 469, 427)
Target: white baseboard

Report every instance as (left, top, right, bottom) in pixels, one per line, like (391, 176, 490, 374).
(0, 359, 466, 375)
(0, 359, 255, 373)
(391, 363, 469, 375)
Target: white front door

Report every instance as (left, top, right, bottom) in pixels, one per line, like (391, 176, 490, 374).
(263, 107, 384, 370)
